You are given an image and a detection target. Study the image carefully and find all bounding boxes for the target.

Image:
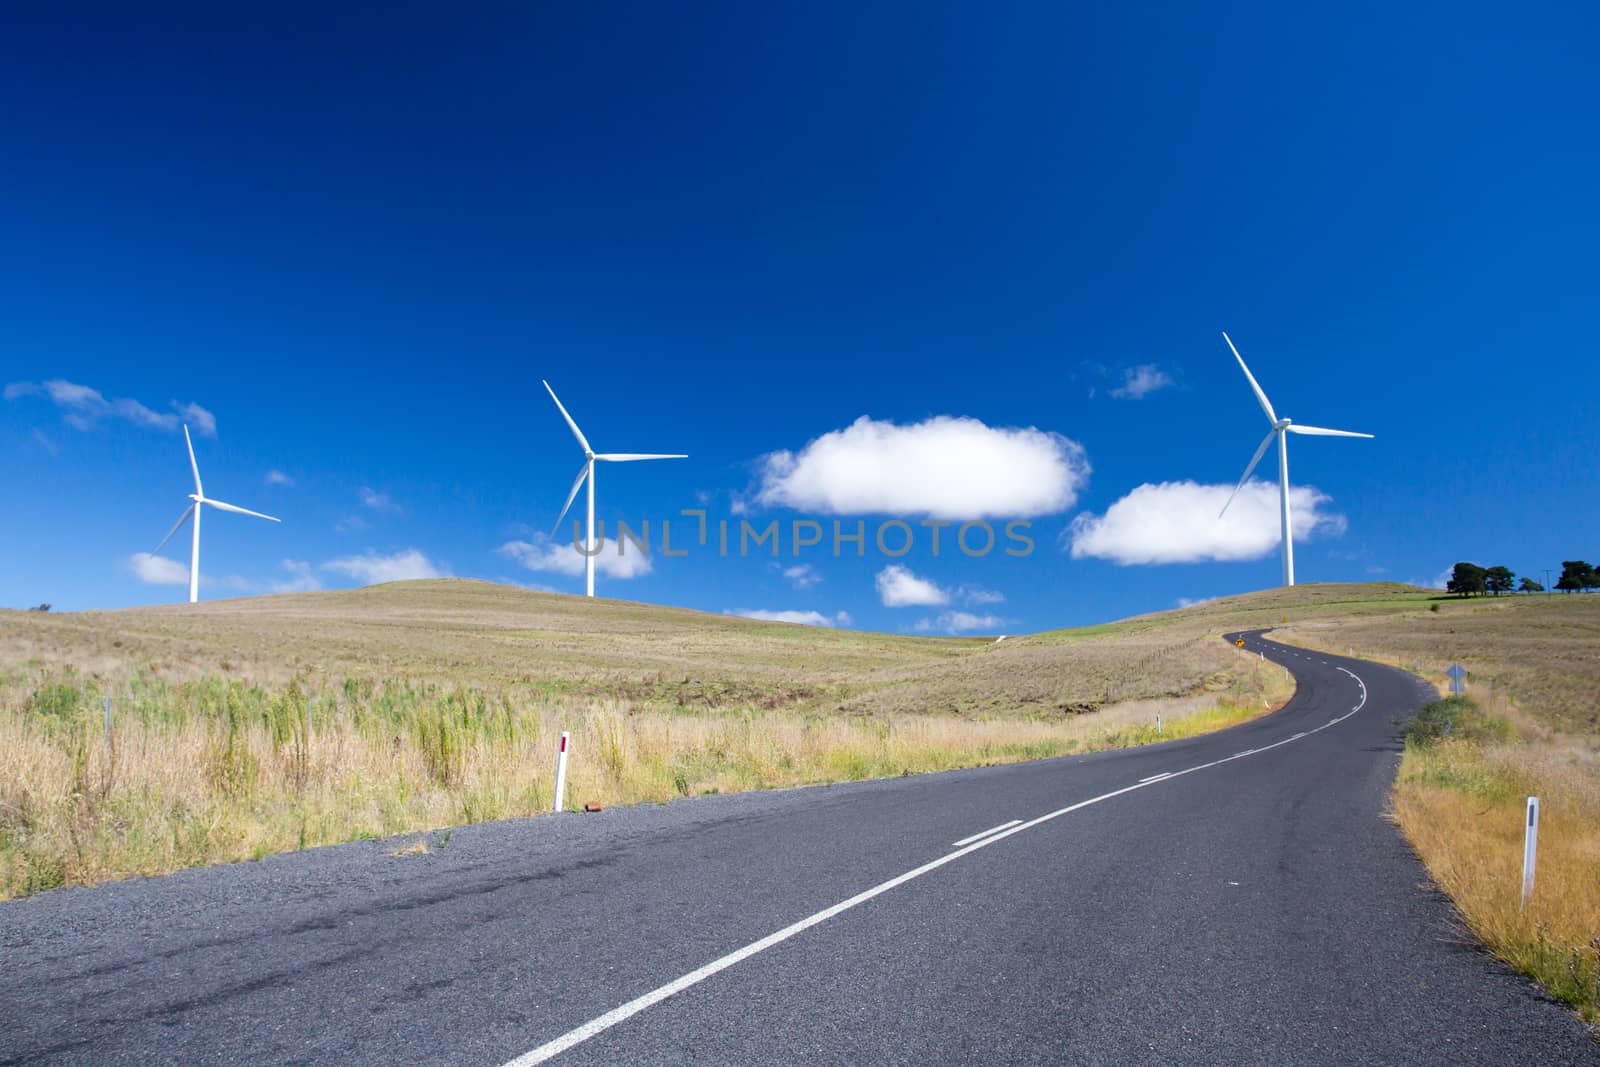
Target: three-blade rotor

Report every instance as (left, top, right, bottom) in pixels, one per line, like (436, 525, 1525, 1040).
(1217, 334, 1373, 520)
(152, 426, 282, 553)
(543, 380, 686, 536)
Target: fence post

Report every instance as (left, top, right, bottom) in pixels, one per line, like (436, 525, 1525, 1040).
(553, 731, 570, 812)
(1521, 796, 1540, 907)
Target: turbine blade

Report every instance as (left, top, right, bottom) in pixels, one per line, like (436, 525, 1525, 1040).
(203, 499, 281, 522)
(153, 504, 196, 553)
(593, 453, 688, 462)
(542, 380, 592, 454)
(184, 424, 203, 496)
(1219, 428, 1277, 518)
(1222, 332, 1277, 424)
(1286, 424, 1374, 439)
(552, 462, 589, 535)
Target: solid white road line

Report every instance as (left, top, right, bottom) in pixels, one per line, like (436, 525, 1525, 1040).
(951, 820, 1023, 848)
(502, 651, 1369, 1065)
(1137, 772, 1172, 784)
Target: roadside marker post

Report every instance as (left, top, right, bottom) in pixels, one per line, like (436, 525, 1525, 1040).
(103, 697, 112, 751)
(1156, 714, 1162, 736)
(1521, 796, 1539, 907)
(553, 731, 570, 812)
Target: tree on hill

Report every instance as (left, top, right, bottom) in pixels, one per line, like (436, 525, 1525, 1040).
(1447, 562, 1487, 597)
(1555, 560, 1596, 593)
(1483, 566, 1514, 596)
(1518, 576, 1544, 593)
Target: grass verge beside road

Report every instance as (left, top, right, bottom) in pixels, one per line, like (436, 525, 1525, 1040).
(1393, 696, 1600, 1024)
(0, 647, 1289, 899)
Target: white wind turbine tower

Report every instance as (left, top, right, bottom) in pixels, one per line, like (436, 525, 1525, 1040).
(1218, 333, 1372, 587)
(544, 380, 686, 597)
(152, 425, 281, 603)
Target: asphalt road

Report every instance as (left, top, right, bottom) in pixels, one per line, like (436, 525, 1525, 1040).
(2, 632, 1595, 1065)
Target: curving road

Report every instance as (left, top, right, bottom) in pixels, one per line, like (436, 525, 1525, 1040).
(1, 632, 1595, 1064)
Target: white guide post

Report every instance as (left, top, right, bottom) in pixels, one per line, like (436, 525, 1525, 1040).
(553, 731, 571, 812)
(1156, 714, 1162, 736)
(1521, 796, 1539, 907)
(1278, 430, 1294, 587)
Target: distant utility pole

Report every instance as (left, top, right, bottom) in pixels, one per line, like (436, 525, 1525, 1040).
(1544, 569, 1553, 597)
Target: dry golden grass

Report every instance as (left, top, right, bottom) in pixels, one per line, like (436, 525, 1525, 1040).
(1394, 723, 1600, 1023)
(0, 579, 1297, 898)
(0, 669, 1289, 898)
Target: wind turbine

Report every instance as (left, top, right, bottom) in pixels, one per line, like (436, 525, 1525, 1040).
(152, 425, 281, 603)
(1218, 333, 1372, 587)
(544, 380, 686, 597)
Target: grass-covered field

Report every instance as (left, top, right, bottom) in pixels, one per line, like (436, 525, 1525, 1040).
(0, 579, 1290, 897)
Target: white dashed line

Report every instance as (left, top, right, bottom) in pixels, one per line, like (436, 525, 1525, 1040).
(501, 649, 1371, 1065)
(950, 820, 1023, 848)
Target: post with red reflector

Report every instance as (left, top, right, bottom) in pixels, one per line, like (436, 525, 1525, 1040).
(553, 731, 571, 812)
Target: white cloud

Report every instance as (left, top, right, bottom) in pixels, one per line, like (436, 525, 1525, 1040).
(129, 552, 189, 585)
(756, 415, 1089, 519)
(335, 515, 368, 533)
(1066, 480, 1346, 565)
(498, 533, 653, 579)
(725, 608, 850, 627)
(271, 559, 322, 593)
(7, 379, 216, 436)
(957, 584, 1005, 605)
(1109, 364, 1174, 400)
(1176, 596, 1214, 609)
(915, 611, 1006, 634)
(359, 487, 399, 512)
(265, 469, 295, 487)
(173, 402, 217, 437)
(31, 429, 58, 455)
(323, 549, 448, 585)
(783, 564, 822, 589)
(876, 564, 949, 607)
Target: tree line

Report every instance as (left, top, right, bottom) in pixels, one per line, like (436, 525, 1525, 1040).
(1446, 560, 1599, 597)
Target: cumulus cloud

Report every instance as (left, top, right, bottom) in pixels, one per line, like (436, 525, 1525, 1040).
(1066, 480, 1346, 565)
(359, 487, 399, 512)
(726, 608, 851, 627)
(1109, 364, 1175, 400)
(876, 564, 949, 607)
(323, 549, 448, 585)
(128, 552, 190, 585)
(272, 559, 322, 593)
(265, 470, 295, 487)
(915, 611, 1006, 634)
(6, 379, 216, 436)
(783, 564, 822, 589)
(498, 533, 653, 579)
(756, 415, 1089, 519)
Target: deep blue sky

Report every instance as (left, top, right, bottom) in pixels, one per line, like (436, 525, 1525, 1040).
(3, 2, 1596, 631)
